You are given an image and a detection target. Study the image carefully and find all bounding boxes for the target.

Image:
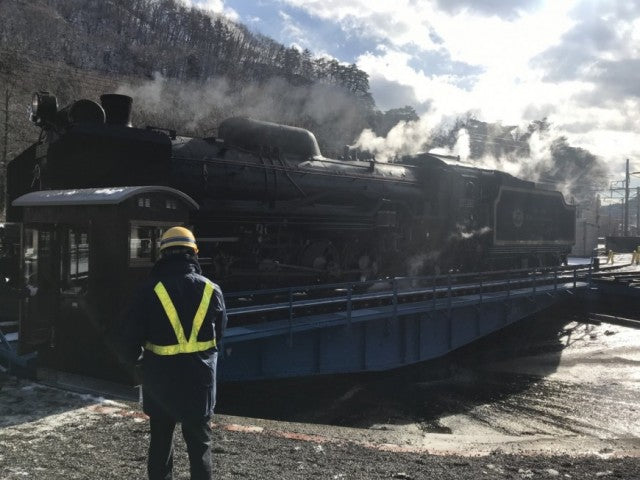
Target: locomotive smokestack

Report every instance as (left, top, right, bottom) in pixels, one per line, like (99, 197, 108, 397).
(100, 94, 133, 127)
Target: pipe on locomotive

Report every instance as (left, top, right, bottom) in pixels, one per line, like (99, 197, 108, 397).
(30, 91, 133, 129)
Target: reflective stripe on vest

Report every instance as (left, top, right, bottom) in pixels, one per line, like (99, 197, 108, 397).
(145, 281, 216, 355)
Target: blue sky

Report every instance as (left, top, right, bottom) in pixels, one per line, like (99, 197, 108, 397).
(225, 1, 375, 62)
(191, 0, 640, 183)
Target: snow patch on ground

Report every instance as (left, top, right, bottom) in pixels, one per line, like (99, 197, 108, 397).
(0, 381, 136, 439)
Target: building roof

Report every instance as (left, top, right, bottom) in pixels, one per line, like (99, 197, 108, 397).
(12, 186, 199, 209)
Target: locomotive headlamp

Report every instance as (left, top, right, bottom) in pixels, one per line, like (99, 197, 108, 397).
(30, 91, 58, 126)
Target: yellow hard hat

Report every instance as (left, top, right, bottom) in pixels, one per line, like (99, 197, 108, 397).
(159, 226, 198, 253)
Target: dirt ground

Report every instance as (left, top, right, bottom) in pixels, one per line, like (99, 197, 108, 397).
(3, 295, 640, 479)
(1, 376, 639, 480)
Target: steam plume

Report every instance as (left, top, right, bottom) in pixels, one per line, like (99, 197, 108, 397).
(353, 113, 608, 201)
(116, 74, 368, 155)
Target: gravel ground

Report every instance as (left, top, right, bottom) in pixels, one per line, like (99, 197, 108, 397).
(1, 378, 639, 480)
(2, 298, 640, 479)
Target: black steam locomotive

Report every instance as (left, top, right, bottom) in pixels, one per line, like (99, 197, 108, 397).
(7, 92, 576, 289)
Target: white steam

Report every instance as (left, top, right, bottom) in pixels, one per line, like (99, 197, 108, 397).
(429, 128, 471, 161)
(116, 74, 368, 153)
(457, 226, 492, 240)
(352, 110, 590, 200)
(353, 116, 439, 161)
(405, 251, 441, 276)
(116, 74, 234, 133)
(117, 75, 606, 202)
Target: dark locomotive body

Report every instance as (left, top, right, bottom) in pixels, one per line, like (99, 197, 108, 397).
(8, 93, 576, 290)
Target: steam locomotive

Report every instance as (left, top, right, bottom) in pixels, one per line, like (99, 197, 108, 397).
(7, 92, 576, 289)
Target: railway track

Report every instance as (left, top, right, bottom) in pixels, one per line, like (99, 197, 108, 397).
(589, 312, 640, 329)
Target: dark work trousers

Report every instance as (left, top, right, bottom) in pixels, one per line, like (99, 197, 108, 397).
(148, 414, 212, 480)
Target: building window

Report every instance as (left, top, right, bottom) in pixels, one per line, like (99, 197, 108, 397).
(23, 228, 40, 289)
(61, 227, 90, 294)
(129, 224, 170, 265)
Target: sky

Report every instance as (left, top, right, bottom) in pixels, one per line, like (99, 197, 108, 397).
(191, 0, 640, 184)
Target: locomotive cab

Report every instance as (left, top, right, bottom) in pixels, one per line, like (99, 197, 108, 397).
(11, 186, 198, 382)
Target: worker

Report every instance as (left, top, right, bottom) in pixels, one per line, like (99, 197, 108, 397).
(607, 250, 615, 264)
(118, 226, 227, 480)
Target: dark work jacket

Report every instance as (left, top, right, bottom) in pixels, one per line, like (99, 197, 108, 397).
(119, 254, 227, 421)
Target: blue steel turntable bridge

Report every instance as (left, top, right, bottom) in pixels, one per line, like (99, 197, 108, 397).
(219, 265, 593, 382)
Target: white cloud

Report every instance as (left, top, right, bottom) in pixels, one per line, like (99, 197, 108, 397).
(357, 47, 469, 116)
(433, 2, 575, 68)
(282, 0, 579, 126)
(358, 45, 591, 130)
(281, 1, 440, 50)
(281, 0, 573, 62)
(187, 0, 239, 21)
(279, 10, 306, 46)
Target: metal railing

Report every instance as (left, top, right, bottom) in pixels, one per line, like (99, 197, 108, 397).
(225, 264, 593, 327)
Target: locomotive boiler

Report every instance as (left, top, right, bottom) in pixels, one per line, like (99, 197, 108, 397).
(7, 92, 576, 290)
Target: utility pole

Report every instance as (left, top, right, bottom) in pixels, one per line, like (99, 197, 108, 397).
(624, 158, 630, 236)
(1, 88, 9, 218)
(607, 179, 628, 236)
(2, 89, 8, 165)
(637, 186, 640, 235)
(609, 183, 613, 235)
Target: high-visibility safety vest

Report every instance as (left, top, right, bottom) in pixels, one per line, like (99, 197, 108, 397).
(144, 281, 217, 355)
